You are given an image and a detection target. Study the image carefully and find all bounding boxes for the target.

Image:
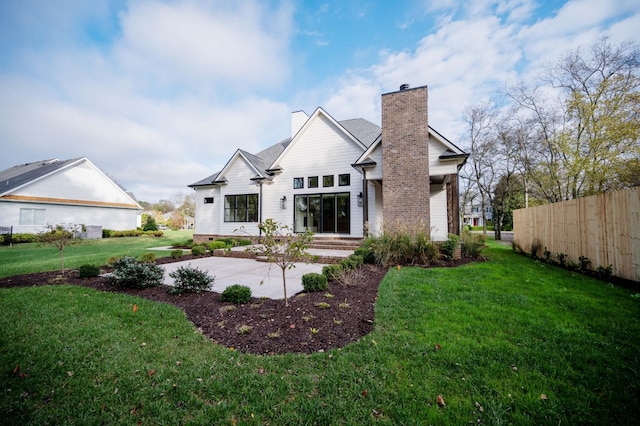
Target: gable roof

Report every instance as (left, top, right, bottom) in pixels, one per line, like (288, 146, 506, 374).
(0, 157, 141, 208)
(189, 115, 380, 187)
(0, 158, 83, 196)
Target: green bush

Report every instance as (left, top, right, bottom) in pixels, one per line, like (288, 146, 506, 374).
(143, 217, 158, 231)
(237, 239, 252, 246)
(353, 246, 375, 264)
(170, 249, 184, 259)
(107, 256, 164, 289)
(220, 284, 252, 304)
(322, 264, 343, 281)
(169, 265, 214, 294)
(302, 273, 328, 292)
(339, 254, 363, 270)
(461, 229, 486, 259)
(143, 230, 164, 237)
(139, 252, 157, 263)
(78, 264, 100, 278)
(191, 245, 207, 256)
(370, 229, 438, 266)
(413, 232, 439, 264)
(208, 241, 229, 251)
(216, 237, 236, 246)
(440, 233, 460, 261)
(102, 229, 115, 238)
(7, 233, 38, 244)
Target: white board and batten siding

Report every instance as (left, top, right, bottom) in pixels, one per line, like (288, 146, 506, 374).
(268, 113, 366, 237)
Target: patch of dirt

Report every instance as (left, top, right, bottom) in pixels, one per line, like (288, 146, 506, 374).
(0, 255, 474, 355)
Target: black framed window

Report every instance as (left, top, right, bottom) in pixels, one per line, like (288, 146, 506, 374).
(338, 174, 350, 186)
(293, 177, 304, 189)
(308, 176, 318, 188)
(224, 194, 258, 222)
(204, 197, 214, 204)
(323, 175, 334, 187)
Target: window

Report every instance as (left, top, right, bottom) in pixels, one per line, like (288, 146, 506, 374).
(204, 197, 214, 204)
(293, 177, 304, 189)
(338, 174, 350, 186)
(308, 176, 318, 188)
(19, 208, 45, 226)
(224, 194, 258, 222)
(323, 175, 334, 187)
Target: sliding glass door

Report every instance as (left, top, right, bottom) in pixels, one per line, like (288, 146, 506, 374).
(294, 193, 350, 234)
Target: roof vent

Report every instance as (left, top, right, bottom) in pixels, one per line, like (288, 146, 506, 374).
(399, 83, 410, 91)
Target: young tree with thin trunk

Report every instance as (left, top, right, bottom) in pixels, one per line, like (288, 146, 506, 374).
(38, 223, 84, 274)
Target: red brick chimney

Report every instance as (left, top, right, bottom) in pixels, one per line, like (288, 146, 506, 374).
(381, 84, 430, 234)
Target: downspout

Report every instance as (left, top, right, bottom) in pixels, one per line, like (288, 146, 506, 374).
(258, 180, 263, 236)
(362, 169, 368, 234)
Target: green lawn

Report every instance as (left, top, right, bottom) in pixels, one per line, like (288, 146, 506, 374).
(1, 241, 639, 424)
(0, 230, 193, 278)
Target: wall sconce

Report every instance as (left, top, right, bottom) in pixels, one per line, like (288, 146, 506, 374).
(280, 195, 287, 209)
(357, 192, 363, 207)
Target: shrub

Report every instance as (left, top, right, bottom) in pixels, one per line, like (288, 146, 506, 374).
(216, 237, 236, 246)
(302, 273, 328, 292)
(440, 233, 460, 261)
(107, 256, 164, 289)
(143, 217, 158, 231)
(461, 228, 486, 259)
(171, 249, 184, 259)
(191, 244, 207, 256)
(543, 247, 552, 262)
(8, 233, 38, 243)
(237, 239, 252, 246)
(139, 252, 157, 263)
(413, 233, 439, 264)
(353, 245, 376, 264)
(531, 239, 543, 258)
(106, 255, 123, 266)
(322, 264, 343, 281)
(208, 241, 229, 251)
(220, 284, 252, 304)
(579, 255, 592, 271)
(339, 254, 363, 271)
(556, 252, 567, 267)
(169, 265, 214, 294)
(78, 264, 100, 278)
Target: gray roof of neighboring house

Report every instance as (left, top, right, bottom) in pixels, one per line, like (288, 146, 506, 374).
(189, 118, 381, 187)
(0, 158, 82, 196)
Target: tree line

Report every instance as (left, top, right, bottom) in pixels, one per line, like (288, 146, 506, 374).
(462, 37, 640, 239)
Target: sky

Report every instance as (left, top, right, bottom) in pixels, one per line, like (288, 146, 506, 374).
(0, 0, 638, 203)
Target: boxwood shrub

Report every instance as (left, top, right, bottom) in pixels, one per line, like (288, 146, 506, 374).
(169, 265, 214, 294)
(220, 284, 252, 304)
(107, 256, 164, 289)
(78, 264, 100, 278)
(322, 264, 343, 282)
(302, 272, 328, 292)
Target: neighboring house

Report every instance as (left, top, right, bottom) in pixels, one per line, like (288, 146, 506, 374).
(463, 203, 493, 227)
(0, 157, 142, 234)
(189, 85, 468, 242)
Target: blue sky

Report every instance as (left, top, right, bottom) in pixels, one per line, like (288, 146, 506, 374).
(1, 0, 638, 202)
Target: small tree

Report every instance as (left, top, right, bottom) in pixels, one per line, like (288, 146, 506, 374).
(143, 216, 158, 231)
(245, 218, 315, 306)
(38, 223, 84, 274)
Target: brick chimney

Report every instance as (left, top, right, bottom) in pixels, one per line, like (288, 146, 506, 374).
(381, 84, 430, 234)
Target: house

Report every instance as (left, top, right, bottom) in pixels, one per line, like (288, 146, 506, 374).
(189, 85, 468, 242)
(463, 202, 493, 228)
(0, 157, 142, 234)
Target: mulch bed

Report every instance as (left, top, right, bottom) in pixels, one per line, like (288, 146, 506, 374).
(0, 255, 473, 355)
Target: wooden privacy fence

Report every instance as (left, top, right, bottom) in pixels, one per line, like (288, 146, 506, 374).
(513, 187, 640, 282)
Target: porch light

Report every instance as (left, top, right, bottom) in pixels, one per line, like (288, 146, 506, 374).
(280, 195, 287, 209)
(357, 192, 363, 207)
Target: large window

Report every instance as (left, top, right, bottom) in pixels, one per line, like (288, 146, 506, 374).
(19, 208, 45, 225)
(224, 194, 258, 222)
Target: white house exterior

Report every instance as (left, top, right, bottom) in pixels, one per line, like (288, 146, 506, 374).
(0, 157, 142, 234)
(190, 85, 468, 242)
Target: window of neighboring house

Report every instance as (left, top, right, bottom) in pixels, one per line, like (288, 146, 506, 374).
(338, 173, 350, 186)
(224, 194, 258, 222)
(323, 175, 334, 187)
(308, 176, 318, 188)
(204, 197, 214, 204)
(19, 208, 45, 226)
(293, 177, 304, 189)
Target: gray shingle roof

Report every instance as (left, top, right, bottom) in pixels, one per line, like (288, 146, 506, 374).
(0, 158, 82, 196)
(189, 118, 379, 187)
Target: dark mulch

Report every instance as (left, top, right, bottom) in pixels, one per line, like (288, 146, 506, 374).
(0, 255, 474, 355)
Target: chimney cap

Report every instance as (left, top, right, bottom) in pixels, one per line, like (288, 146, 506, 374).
(399, 83, 410, 91)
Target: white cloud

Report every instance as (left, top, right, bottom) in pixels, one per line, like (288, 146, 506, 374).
(115, 0, 293, 89)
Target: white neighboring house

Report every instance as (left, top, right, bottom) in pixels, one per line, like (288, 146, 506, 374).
(0, 157, 142, 234)
(189, 85, 468, 242)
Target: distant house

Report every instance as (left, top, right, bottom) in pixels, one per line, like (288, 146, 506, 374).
(0, 157, 142, 234)
(189, 85, 468, 242)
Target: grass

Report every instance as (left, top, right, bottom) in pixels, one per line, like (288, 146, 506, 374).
(1, 241, 639, 424)
(0, 230, 193, 278)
